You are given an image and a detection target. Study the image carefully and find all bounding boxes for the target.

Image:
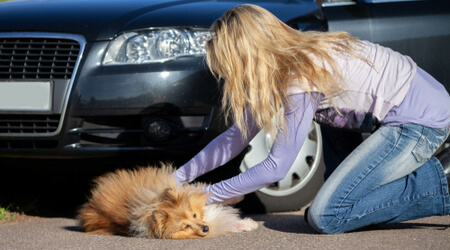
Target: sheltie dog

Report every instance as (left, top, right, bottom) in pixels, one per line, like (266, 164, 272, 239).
(78, 163, 258, 239)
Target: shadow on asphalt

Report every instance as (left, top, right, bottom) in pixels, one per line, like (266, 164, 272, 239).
(0, 152, 250, 218)
(255, 214, 317, 234)
(356, 222, 450, 232)
(0, 155, 188, 218)
(63, 226, 82, 233)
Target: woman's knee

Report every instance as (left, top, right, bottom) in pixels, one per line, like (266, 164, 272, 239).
(307, 206, 345, 234)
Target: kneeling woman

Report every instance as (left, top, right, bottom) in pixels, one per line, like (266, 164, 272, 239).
(175, 4, 450, 234)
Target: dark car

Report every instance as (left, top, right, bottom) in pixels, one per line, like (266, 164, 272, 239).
(0, 0, 449, 213)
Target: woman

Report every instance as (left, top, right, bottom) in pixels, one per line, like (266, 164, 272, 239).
(175, 4, 450, 234)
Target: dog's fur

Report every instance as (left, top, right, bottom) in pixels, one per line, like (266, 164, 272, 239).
(78, 163, 257, 239)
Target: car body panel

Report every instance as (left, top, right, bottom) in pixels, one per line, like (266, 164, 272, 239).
(123, 1, 320, 31)
(0, 0, 319, 41)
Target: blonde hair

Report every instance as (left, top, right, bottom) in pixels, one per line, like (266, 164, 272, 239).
(206, 4, 362, 139)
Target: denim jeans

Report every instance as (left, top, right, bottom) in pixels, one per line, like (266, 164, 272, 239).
(308, 123, 450, 234)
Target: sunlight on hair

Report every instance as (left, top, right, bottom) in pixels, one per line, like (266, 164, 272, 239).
(206, 4, 364, 140)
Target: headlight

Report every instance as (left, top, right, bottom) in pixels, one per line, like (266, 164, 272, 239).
(103, 28, 211, 65)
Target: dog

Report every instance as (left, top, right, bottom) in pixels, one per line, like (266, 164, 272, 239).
(77, 163, 258, 239)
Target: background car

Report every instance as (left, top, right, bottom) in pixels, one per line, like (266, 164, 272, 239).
(0, 0, 448, 213)
(323, 0, 450, 92)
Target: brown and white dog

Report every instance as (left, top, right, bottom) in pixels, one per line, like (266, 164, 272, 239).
(78, 164, 258, 239)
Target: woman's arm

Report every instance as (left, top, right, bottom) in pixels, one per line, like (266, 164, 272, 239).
(203, 93, 318, 204)
(175, 112, 260, 183)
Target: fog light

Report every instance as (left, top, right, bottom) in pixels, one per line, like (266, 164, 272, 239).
(145, 120, 172, 142)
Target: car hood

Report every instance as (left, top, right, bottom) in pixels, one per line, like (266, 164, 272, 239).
(0, 0, 319, 42)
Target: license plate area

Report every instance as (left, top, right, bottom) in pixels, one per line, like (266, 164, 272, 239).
(0, 81, 52, 112)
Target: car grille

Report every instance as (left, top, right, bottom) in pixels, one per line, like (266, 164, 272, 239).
(0, 34, 85, 154)
(0, 114, 60, 134)
(0, 37, 80, 80)
(0, 34, 83, 146)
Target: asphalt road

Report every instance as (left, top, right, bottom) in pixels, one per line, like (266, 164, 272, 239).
(1, 157, 449, 249)
(1, 207, 449, 250)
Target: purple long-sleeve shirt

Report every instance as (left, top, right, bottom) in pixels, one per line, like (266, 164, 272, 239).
(175, 41, 450, 204)
(176, 93, 317, 203)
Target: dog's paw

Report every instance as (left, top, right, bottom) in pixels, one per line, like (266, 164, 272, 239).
(234, 218, 258, 232)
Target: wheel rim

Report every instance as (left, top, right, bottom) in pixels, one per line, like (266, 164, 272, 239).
(239, 122, 322, 196)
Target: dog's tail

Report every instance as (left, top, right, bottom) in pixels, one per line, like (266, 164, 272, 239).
(78, 203, 128, 235)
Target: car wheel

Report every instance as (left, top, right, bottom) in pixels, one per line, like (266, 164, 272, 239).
(239, 122, 324, 213)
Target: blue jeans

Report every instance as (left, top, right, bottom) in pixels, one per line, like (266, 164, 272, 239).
(308, 124, 450, 234)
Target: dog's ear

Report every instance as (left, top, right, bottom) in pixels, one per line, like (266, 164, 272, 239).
(189, 191, 210, 211)
(161, 188, 177, 203)
(151, 210, 168, 225)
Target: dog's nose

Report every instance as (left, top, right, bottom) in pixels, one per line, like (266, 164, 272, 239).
(202, 225, 209, 233)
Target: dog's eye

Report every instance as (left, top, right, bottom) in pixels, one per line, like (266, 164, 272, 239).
(185, 225, 191, 229)
(193, 213, 197, 218)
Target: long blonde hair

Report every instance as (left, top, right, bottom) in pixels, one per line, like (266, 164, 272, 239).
(206, 4, 361, 139)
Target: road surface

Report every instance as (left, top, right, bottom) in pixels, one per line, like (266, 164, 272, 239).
(1, 206, 449, 250)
